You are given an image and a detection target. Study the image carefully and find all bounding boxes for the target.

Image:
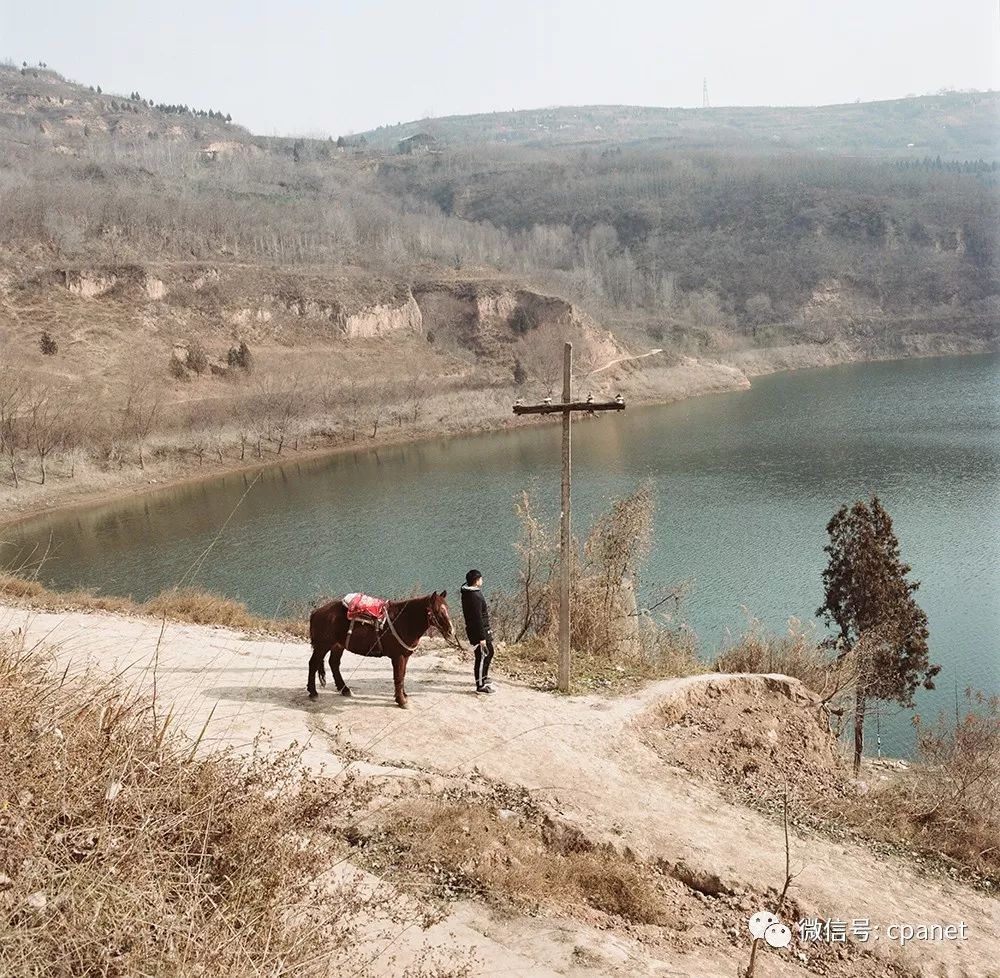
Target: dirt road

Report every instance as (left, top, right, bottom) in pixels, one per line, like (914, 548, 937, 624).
(4, 605, 996, 977)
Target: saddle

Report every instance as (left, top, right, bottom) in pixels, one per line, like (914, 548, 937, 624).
(343, 592, 388, 628)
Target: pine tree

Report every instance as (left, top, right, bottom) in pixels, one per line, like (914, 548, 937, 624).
(818, 497, 939, 772)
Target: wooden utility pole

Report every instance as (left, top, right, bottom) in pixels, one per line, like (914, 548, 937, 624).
(513, 343, 626, 691)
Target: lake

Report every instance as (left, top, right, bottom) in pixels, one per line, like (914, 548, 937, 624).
(3, 354, 998, 757)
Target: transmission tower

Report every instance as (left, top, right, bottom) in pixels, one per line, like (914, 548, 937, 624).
(703, 77, 710, 108)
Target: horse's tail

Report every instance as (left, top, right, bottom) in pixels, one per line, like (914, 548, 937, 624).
(309, 605, 324, 654)
(309, 599, 343, 654)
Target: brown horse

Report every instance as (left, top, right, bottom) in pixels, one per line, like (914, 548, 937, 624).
(307, 592, 453, 708)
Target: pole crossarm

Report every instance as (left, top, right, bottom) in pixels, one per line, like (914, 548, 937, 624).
(512, 400, 625, 416)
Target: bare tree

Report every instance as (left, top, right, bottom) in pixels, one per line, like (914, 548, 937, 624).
(26, 386, 67, 485)
(120, 377, 161, 470)
(0, 370, 26, 487)
(510, 491, 556, 643)
(271, 378, 307, 455)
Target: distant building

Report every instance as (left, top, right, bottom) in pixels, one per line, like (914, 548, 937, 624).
(397, 132, 438, 154)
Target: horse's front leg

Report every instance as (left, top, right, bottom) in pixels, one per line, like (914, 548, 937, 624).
(391, 654, 409, 709)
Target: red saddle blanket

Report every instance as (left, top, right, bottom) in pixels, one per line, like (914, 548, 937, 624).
(344, 592, 387, 623)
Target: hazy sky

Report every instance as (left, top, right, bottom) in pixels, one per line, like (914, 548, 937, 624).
(3, 1, 998, 136)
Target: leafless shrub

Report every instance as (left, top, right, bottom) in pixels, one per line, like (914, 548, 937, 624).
(492, 484, 698, 688)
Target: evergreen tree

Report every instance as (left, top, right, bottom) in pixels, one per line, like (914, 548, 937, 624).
(818, 497, 939, 772)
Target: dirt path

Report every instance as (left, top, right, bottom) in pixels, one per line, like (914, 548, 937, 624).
(4, 605, 997, 977)
(587, 347, 664, 375)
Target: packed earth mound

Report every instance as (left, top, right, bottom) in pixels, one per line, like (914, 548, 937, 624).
(639, 674, 849, 801)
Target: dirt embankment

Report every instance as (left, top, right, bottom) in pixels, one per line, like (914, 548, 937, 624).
(2, 603, 997, 978)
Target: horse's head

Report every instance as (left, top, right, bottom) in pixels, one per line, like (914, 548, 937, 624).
(427, 590, 454, 640)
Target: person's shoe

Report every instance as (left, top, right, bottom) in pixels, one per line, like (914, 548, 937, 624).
(476, 683, 496, 694)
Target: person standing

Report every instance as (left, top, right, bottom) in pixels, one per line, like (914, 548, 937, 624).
(460, 569, 495, 693)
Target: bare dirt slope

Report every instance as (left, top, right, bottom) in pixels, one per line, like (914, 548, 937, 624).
(3, 604, 996, 977)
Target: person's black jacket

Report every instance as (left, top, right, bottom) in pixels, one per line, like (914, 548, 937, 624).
(460, 584, 492, 645)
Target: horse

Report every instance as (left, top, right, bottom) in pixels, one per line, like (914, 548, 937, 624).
(307, 591, 454, 708)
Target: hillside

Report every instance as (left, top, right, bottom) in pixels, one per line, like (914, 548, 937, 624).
(359, 93, 1000, 158)
(0, 63, 246, 158)
(1, 64, 997, 521)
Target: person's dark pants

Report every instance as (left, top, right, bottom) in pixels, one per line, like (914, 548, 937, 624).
(474, 639, 494, 688)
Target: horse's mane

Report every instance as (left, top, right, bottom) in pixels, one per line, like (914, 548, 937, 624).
(386, 593, 440, 609)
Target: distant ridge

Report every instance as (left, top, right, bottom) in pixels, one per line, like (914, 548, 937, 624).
(357, 92, 1000, 159)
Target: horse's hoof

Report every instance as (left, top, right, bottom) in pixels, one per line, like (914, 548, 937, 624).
(341, 687, 352, 698)
(318, 674, 327, 688)
(396, 700, 409, 710)
(308, 690, 318, 700)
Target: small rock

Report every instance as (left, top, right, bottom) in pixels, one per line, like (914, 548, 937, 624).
(0, 874, 13, 890)
(25, 891, 47, 911)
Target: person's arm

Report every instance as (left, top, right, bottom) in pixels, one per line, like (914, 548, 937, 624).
(480, 593, 492, 638)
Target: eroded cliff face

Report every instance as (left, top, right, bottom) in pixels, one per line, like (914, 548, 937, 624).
(40, 265, 427, 341)
(413, 281, 627, 371)
(341, 294, 423, 338)
(36, 265, 625, 371)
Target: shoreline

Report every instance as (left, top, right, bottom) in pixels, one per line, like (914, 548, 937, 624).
(1, 341, 995, 534)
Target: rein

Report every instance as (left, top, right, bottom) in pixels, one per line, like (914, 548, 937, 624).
(385, 611, 421, 653)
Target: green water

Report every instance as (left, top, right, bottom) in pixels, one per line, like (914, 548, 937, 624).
(3, 354, 998, 756)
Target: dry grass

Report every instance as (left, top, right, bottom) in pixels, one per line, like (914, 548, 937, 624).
(863, 690, 1000, 881)
(713, 618, 845, 701)
(142, 587, 307, 636)
(0, 572, 307, 638)
(0, 631, 355, 977)
(356, 799, 673, 925)
(502, 627, 701, 692)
